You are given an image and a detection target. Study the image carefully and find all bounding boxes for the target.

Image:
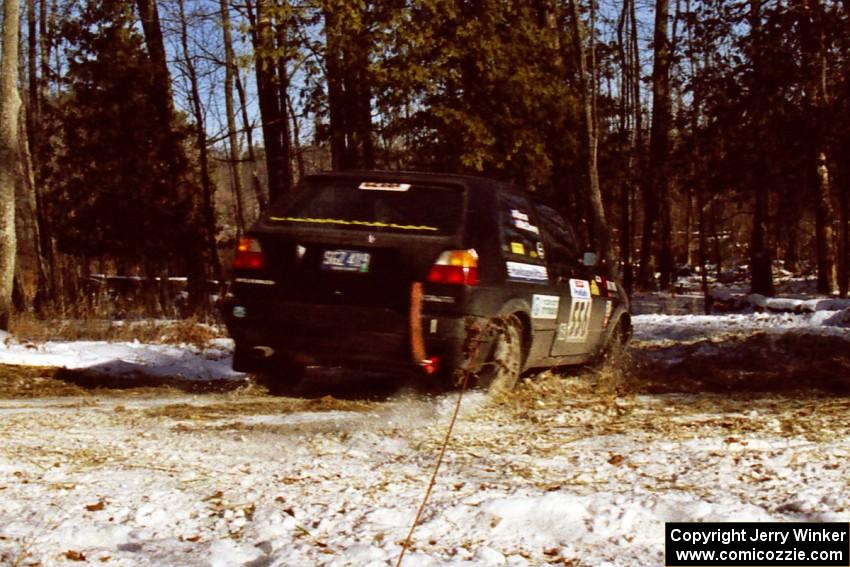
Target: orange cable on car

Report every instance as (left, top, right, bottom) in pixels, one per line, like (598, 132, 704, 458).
(409, 282, 426, 363)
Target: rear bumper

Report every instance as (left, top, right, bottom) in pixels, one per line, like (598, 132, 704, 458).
(222, 297, 482, 376)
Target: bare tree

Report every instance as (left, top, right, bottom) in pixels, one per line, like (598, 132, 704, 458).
(177, 0, 222, 282)
(234, 67, 267, 214)
(0, 0, 21, 329)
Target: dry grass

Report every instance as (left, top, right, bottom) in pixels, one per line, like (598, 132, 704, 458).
(0, 365, 91, 398)
(143, 396, 373, 421)
(9, 314, 225, 348)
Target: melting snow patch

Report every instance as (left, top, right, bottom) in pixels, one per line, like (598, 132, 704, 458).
(0, 336, 243, 381)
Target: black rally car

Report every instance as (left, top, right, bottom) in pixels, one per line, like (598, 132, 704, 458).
(222, 171, 630, 392)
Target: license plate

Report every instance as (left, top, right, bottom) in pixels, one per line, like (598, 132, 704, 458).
(321, 249, 371, 273)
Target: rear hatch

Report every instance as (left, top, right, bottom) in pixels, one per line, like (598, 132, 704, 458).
(241, 175, 467, 312)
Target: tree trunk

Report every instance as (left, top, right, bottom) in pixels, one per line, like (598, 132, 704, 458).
(286, 91, 305, 180)
(814, 152, 836, 292)
(0, 0, 21, 330)
(324, 5, 347, 170)
(178, 0, 222, 283)
(616, 0, 633, 292)
(697, 187, 710, 313)
(18, 106, 49, 311)
(798, 0, 835, 293)
(748, 0, 774, 296)
(249, 0, 289, 203)
(838, 159, 849, 297)
(638, 0, 672, 290)
(711, 201, 722, 280)
(628, 0, 642, 294)
(26, 0, 53, 308)
(26, 0, 38, 139)
(323, 1, 374, 170)
(220, 0, 245, 234)
(568, 0, 613, 271)
(342, 46, 374, 168)
(235, 68, 267, 213)
(274, 13, 294, 191)
(135, 0, 173, 121)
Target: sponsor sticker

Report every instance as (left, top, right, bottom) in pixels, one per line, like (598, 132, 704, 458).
(531, 294, 560, 319)
(510, 209, 530, 221)
(506, 261, 548, 283)
(602, 301, 613, 327)
(536, 242, 546, 260)
(514, 219, 540, 235)
(557, 298, 592, 342)
(510, 241, 526, 255)
(569, 279, 592, 300)
(606, 280, 618, 293)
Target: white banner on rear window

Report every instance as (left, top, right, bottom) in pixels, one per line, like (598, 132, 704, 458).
(358, 182, 411, 191)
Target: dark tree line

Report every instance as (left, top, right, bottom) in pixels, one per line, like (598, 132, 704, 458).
(1, 0, 849, 327)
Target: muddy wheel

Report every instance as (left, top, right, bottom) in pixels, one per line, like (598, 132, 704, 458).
(596, 317, 629, 366)
(477, 315, 524, 394)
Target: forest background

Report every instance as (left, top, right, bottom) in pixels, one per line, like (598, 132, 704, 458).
(0, 0, 848, 327)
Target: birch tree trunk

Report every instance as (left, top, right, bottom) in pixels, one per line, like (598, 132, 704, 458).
(0, 0, 21, 330)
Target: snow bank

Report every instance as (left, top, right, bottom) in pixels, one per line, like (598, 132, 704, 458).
(0, 334, 242, 381)
(634, 311, 850, 342)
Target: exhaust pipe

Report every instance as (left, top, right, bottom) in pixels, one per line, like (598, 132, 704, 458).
(250, 346, 275, 359)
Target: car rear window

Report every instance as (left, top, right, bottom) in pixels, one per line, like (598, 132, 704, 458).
(267, 179, 464, 235)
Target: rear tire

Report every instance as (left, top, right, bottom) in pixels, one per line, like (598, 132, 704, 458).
(477, 315, 524, 394)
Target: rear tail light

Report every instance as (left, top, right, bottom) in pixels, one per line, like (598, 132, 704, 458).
(420, 356, 440, 375)
(426, 249, 479, 286)
(233, 237, 266, 270)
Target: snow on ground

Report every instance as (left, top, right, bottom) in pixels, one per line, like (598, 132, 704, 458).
(1, 379, 849, 567)
(1, 313, 849, 566)
(0, 331, 241, 381)
(634, 310, 850, 342)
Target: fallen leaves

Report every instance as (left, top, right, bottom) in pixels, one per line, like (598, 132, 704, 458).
(85, 501, 105, 512)
(65, 550, 86, 561)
